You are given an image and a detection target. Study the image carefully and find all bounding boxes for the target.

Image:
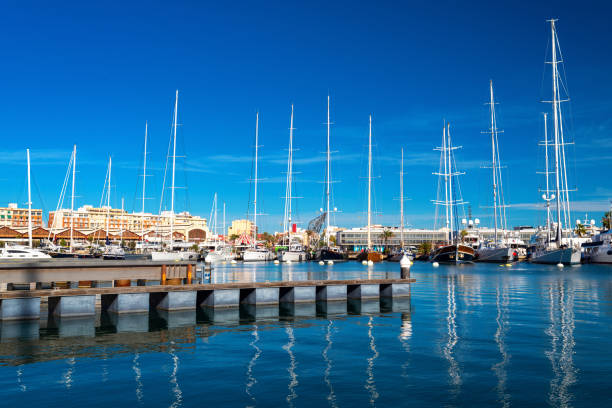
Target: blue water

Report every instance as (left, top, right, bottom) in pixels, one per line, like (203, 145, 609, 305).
(1, 262, 612, 407)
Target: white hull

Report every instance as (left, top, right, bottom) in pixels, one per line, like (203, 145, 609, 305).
(0, 246, 51, 260)
(205, 251, 236, 263)
(243, 249, 275, 262)
(530, 247, 581, 265)
(151, 251, 198, 262)
(584, 245, 612, 264)
(476, 246, 514, 263)
(279, 251, 307, 262)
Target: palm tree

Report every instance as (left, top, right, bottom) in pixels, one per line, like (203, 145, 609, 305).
(418, 241, 432, 256)
(380, 228, 394, 253)
(574, 223, 587, 237)
(603, 211, 611, 230)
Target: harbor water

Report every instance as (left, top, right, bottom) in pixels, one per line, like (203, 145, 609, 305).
(1, 262, 612, 407)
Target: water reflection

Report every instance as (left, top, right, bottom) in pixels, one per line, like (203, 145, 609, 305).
(17, 366, 26, 392)
(492, 280, 510, 407)
(365, 316, 379, 406)
(443, 274, 461, 394)
(284, 326, 298, 407)
(245, 325, 260, 405)
(546, 280, 578, 407)
(169, 344, 183, 408)
(133, 352, 144, 404)
(62, 356, 75, 389)
(322, 320, 338, 408)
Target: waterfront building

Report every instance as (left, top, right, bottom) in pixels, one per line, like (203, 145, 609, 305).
(48, 205, 208, 241)
(0, 203, 43, 228)
(336, 225, 538, 251)
(228, 219, 255, 238)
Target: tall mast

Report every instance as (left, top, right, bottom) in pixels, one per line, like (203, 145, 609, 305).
(284, 105, 295, 236)
(443, 123, 450, 242)
(106, 156, 111, 238)
(447, 124, 455, 243)
(489, 80, 499, 243)
(253, 113, 259, 247)
(367, 115, 372, 250)
(141, 121, 148, 242)
(550, 20, 563, 247)
(400, 148, 404, 249)
(170, 90, 178, 247)
(223, 201, 226, 242)
(543, 113, 552, 244)
(70, 144, 76, 253)
(120, 197, 124, 244)
(27, 149, 32, 248)
(325, 95, 331, 246)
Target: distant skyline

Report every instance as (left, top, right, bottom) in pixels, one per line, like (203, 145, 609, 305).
(1, 1, 611, 232)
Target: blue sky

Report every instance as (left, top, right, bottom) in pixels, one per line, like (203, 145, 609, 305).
(1, 1, 610, 232)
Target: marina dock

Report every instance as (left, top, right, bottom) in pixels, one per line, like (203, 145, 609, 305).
(0, 260, 413, 321)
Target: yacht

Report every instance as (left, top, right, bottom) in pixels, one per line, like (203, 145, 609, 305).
(102, 244, 125, 260)
(430, 122, 474, 264)
(243, 246, 275, 262)
(0, 245, 51, 260)
(204, 243, 235, 263)
(581, 230, 612, 264)
(530, 20, 580, 265)
(150, 91, 197, 263)
(277, 105, 307, 263)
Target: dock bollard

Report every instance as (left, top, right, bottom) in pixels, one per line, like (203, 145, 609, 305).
(400, 254, 412, 279)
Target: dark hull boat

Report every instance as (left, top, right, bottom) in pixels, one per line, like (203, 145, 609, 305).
(356, 250, 383, 263)
(316, 247, 347, 261)
(431, 244, 474, 264)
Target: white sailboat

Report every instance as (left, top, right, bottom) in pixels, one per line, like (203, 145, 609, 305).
(476, 81, 515, 263)
(356, 115, 382, 263)
(278, 105, 307, 262)
(151, 90, 197, 262)
(316, 95, 346, 261)
(388, 148, 414, 262)
(243, 112, 274, 262)
(0, 149, 51, 260)
(205, 195, 235, 262)
(530, 20, 580, 265)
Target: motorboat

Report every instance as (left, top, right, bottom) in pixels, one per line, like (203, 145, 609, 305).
(0, 245, 51, 260)
(582, 230, 612, 264)
(102, 244, 125, 260)
(243, 246, 275, 262)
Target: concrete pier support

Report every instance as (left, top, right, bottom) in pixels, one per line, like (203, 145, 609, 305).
(280, 302, 316, 318)
(108, 313, 149, 333)
(240, 304, 279, 320)
(316, 285, 347, 302)
(347, 284, 380, 300)
(48, 295, 95, 318)
(348, 299, 380, 314)
(240, 287, 279, 305)
(49, 316, 96, 338)
(198, 289, 240, 308)
(200, 307, 240, 324)
(279, 286, 316, 303)
(151, 291, 196, 311)
(101, 293, 149, 314)
(0, 297, 41, 320)
(157, 310, 196, 328)
(316, 301, 347, 316)
(0, 320, 40, 341)
(380, 283, 411, 297)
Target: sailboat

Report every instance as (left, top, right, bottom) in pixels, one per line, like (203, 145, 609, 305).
(316, 96, 346, 262)
(204, 195, 235, 263)
(243, 113, 275, 262)
(278, 105, 307, 262)
(151, 90, 197, 262)
(530, 20, 580, 265)
(388, 148, 415, 262)
(475, 81, 515, 263)
(356, 115, 382, 263)
(0, 149, 51, 260)
(100, 157, 125, 260)
(430, 123, 474, 264)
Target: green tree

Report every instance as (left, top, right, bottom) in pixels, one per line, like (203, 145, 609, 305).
(329, 235, 336, 246)
(460, 229, 468, 241)
(603, 211, 611, 230)
(380, 228, 394, 253)
(418, 241, 432, 255)
(574, 223, 587, 237)
(127, 241, 136, 250)
(59, 239, 67, 247)
(229, 234, 239, 241)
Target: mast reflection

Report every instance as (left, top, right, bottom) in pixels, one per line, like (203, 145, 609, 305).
(365, 316, 379, 406)
(168, 343, 183, 408)
(62, 356, 75, 389)
(443, 275, 461, 394)
(492, 281, 510, 407)
(322, 320, 338, 408)
(283, 326, 298, 407)
(133, 352, 144, 404)
(546, 281, 577, 407)
(245, 325, 260, 405)
(16, 367, 26, 392)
